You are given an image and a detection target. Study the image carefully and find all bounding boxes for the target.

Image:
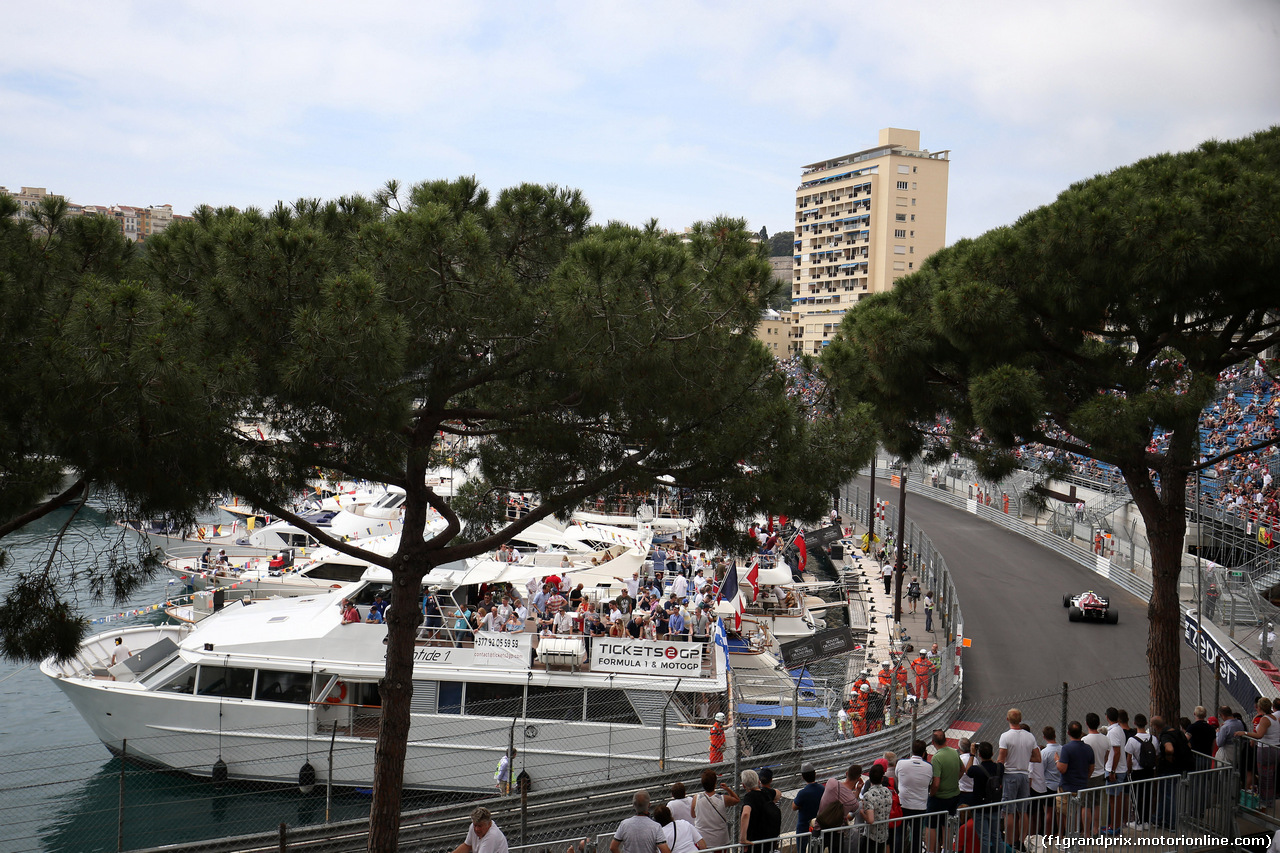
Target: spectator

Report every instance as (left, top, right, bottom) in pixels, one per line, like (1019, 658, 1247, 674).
(856, 764, 893, 853)
(927, 729, 961, 853)
(611, 791, 672, 853)
(791, 763, 824, 853)
(739, 769, 781, 853)
(691, 769, 739, 853)
(653, 804, 705, 853)
(451, 807, 509, 853)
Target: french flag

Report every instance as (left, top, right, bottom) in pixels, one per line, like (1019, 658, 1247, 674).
(717, 564, 745, 630)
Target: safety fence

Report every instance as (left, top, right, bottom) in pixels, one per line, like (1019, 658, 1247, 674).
(584, 761, 1239, 853)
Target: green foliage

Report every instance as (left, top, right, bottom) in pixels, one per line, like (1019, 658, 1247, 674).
(0, 557, 87, 664)
(768, 230, 795, 257)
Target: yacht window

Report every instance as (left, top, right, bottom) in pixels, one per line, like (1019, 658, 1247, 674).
(150, 660, 195, 694)
(438, 681, 463, 714)
(525, 685, 583, 721)
(255, 670, 313, 704)
(464, 682, 523, 718)
(586, 689, 642, 725)
(350, 583, 393, 606)
(197, 665, 255, 699)
(373, 493, 406, 510)
(288, 534, 318, 548)
(306, 562, 370, 583)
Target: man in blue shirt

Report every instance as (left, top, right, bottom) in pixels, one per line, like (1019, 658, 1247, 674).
(667, 606, 686, 640)
(791, 763, 824, 853)
(1056, 721, 1096, 834)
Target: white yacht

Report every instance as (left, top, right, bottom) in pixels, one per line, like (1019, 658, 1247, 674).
(42, 571, 736, 792)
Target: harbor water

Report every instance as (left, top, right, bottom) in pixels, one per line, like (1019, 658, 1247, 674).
(0, 506, 444, 853)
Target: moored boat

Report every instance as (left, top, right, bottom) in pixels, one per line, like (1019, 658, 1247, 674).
(42, 570, 742, 792)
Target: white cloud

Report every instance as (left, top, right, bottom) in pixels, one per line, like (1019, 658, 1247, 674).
(3, 0, 1277, 239)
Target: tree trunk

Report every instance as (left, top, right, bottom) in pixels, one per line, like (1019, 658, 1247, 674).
(1146, 506, 1185, 725)
(367, 564, 425, 852)
(1127, 466, 1189, 727)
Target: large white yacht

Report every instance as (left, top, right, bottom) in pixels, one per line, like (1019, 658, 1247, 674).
(42, 570, 735, 792)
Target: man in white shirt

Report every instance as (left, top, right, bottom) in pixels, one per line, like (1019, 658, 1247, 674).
(895, 739, 933, 834)
(672, 573, 689, 601)
(1103, 707, 1129, 831)
(1080, 712, 1110, 835)
(452, 806, 509, 853)
(615, 572, 641, 600)
(997, 708, 1041, 844)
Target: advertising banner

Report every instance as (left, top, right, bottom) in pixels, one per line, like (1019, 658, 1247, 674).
(411, 633, 533, 669)
(591, 639, 704, 675)
(1183, 613, 1262, 710)
(780, 626, 857, 669)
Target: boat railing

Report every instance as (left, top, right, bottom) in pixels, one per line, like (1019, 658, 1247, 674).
(412, 621, 722, 677)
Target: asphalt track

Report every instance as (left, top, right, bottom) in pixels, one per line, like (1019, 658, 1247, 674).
(865, 478, 1197, 709)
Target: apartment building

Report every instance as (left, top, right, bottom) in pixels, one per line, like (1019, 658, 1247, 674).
(792, 128, 949, 355)
(2, 186, 183, 241)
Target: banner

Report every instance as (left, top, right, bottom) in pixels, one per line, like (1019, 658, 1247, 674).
(805, 525, 844, 548)
(779, 626, 857, 669)
(591, 639, 704, 675)
(410, 632, 532, 669)
(1183, 613, 1264, 710)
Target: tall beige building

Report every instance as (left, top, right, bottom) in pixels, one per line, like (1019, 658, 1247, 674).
(792, 128, 949, 355)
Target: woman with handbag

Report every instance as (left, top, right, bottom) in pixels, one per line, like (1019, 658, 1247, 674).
(816, 764, 862, 853)
(691, 769, 739, 852)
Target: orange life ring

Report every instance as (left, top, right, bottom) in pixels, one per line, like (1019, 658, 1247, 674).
(325, 681, 347, 704)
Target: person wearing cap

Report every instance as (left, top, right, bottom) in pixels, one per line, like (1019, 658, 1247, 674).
(709, 713, 726, 763)
(849, 684, 869, 738)
(791, 763, 824, 853)
(110, 636, 131, 666)
(911, 650, 932, 704)
(366, 593, 388, 624)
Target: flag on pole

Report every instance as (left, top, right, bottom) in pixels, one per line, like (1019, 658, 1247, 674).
(745, 561, 760, 603)
(717, 566, 744, 630)
(796, 534, 808, 574)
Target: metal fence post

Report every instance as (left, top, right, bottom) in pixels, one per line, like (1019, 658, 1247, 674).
(1061, 682, 1068, 750)
(118, 739, 126, 853)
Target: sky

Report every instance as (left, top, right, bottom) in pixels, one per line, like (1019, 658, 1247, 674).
(3, 1, 1278, 243)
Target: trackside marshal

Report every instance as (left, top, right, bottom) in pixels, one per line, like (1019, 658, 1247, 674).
(591, 639, 703, 674)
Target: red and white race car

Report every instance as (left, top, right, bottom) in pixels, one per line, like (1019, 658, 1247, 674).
(1063, 590, 1118, 624)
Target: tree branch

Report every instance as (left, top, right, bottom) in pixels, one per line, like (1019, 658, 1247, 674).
(0, 477, 88, 539)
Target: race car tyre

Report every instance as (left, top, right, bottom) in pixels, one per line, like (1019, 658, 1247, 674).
(1068, 606, 1082, 622)
(1105, 610, 1119, 625)
(1063, 595, 1071, 608)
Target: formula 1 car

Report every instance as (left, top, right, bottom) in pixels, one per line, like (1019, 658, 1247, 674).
(1063, 590, 1118, 624)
